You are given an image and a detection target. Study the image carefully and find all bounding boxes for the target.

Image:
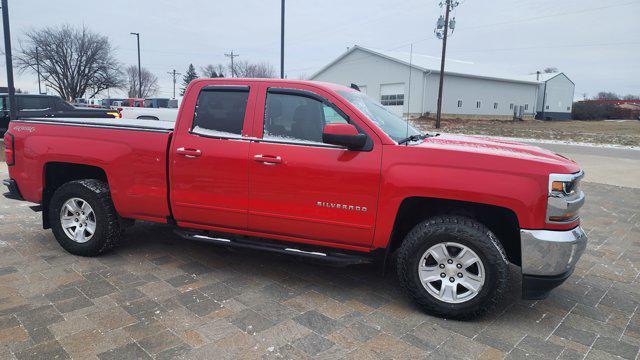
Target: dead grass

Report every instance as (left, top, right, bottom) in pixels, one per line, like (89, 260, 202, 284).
(412, 118, 640, 147)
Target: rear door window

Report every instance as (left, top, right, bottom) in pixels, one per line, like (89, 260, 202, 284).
(192, 88, 250, 138)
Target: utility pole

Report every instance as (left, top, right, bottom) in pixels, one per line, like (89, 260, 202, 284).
(2, 0, 17, 120)
(280, 0, 285, 79)
(167, 69, 181, 99)
(35, 47, 42, 94)
(130, 32, 142, 98)
(434, 0, 459, 129)
(225, 51, 239, 78)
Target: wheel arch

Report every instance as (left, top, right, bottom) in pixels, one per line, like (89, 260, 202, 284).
(42, 162, 109, 229)
(387, 196, 521, 266)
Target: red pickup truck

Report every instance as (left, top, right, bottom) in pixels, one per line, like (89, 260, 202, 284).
(3, 78, 586, 319)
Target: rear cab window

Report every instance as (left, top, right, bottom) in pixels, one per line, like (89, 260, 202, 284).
(192, 87, 250, 138)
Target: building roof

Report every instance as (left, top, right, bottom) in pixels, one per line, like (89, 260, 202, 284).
(311, 45, 571, 85)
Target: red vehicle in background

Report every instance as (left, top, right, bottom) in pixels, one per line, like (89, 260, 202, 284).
(3, 78, 586, 319)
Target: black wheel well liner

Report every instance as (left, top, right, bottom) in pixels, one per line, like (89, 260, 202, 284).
(388, 197, 521, 266)
(42, 162, 108, 229)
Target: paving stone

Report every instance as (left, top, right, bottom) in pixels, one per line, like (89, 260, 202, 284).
(591, 336, 639, 359)
(156, 343, 192, 360)
(200, 281, 240, 301)
(53, 295, 93, 314)
(291, 332, 335, 356)
(78, 279, 117, 299)
(294, 310, 343, 336)
(138, 329, 184, 355)
(165, 274, 199, 288)
(229, 309, 276, 335)
(97, 342, 152, 360)
(252, 300, 298, 323)
(553, 322, 598, 347)
(14, 340, 70, 360)
(185, 298, 222, 317)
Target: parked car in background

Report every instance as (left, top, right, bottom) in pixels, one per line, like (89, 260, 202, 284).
(3, 78, 587, 319)
(101, 98, 125, 108)
(0, 94, 120, 135)
(144, 98, 178, 109)
(121, 98, 144, 107)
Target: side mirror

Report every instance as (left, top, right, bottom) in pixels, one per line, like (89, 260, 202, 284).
(322, 123, 367, 150)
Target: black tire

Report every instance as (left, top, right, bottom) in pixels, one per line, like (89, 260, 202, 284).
(49, 179, 122, 256)
(396, 215, 509, 319)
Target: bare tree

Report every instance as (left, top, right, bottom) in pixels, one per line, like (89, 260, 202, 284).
(17, 25, 125, 100)
(231, 60, 276, 78)
(622, 94, 640, 100)
(200, 64, 226, 78)
(542, 67, 559, 73)
(124, 65, 159, 98)
(596, 91, 620, 100)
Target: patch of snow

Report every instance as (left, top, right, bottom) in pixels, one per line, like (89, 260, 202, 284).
(456, 133, 640, 151)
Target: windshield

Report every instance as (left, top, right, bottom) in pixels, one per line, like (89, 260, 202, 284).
(338, 90, 421, 143)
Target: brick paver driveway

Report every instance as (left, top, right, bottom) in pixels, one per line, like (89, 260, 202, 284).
(1, 172, 639, 359)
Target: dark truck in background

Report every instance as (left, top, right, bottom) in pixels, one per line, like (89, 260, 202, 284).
(0, 93, 119, 135)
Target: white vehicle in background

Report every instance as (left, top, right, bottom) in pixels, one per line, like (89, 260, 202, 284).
(114, 106, 178, 122)
(111, 98, 179, 122)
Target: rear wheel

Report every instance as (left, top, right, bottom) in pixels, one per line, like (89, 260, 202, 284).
(49, 179, 122, 256)
(396, 215, 509, 319)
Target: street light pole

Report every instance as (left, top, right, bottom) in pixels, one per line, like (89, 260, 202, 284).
(35, 47, 42, 94)
(280, 0, 285, 79)
(2, 0, 17, 120)
(130, 32, 142, 98)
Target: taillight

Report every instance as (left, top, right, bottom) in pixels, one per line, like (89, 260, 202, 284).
(4, 132, 15, 166)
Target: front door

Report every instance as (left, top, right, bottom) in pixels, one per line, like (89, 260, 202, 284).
(248, 85, 382, 247)
(170, 84, 255, 230)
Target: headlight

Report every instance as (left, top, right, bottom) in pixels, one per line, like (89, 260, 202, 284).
(547, 171, 585, 223)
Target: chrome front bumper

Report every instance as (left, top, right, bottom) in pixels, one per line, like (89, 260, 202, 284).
(521, 226, 587, 276)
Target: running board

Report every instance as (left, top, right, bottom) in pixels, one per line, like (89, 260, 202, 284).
(175, 230, 371, 266)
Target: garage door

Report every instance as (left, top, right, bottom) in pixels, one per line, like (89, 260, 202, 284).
(380, 83, 405, 116)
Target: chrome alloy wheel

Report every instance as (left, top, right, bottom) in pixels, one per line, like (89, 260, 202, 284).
(60, 198, 96, 243)
(418, 242, 485, 304)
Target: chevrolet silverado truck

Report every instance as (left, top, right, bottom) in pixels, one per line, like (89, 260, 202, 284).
(2, 78, 587, 319)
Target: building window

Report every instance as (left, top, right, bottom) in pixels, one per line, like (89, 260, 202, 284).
(493, 102, 498, 109)
(545, 105, 549, 110)
(476, 101, 481, 109)
(509, 103, 514, 110)
(566, 106, 570, 111)
(457, 100, 463, 108)
(524, 104, 529, 110)
(381, 94, 404, 106)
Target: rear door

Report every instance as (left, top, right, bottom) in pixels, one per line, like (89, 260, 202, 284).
(247, 84, 382, 247)
(170, 83, 256, 230)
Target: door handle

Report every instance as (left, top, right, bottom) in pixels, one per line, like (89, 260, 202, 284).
(176, 147, 202, 158)
(253, 154, 282, 165)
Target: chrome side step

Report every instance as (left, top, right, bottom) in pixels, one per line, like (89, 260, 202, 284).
(175, 230, 370, 266)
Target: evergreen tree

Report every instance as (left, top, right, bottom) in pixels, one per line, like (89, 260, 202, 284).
(180, 64, 198, 96)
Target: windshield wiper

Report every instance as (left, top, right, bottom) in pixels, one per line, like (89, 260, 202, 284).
(397, 133, 430, 145)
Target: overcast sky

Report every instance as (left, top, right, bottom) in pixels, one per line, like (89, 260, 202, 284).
(2, 0, 639, 99)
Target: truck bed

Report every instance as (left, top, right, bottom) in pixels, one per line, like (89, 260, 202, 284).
(7, 117, 173, 222)
(18, 117, 176, 132)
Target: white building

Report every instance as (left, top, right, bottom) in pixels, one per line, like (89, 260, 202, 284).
(310, 46, 574, 120)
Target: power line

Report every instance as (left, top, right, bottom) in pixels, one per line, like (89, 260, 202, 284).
(225, 51, 240, 77)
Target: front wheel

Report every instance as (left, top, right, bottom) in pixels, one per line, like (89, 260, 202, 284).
(49, 179, 122, 256)
(396, 216, 509, 319)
